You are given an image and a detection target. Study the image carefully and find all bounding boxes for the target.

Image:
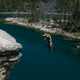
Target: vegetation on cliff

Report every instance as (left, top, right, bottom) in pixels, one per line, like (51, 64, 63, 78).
(54, 0, 80, 33)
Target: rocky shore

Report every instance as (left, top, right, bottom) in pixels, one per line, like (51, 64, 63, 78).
(5, 17, 80, 41)
(0, 12, 30, 14)
(0, 29, 22, 80)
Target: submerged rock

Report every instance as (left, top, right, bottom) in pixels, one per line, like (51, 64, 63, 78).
(0, 29, 22, 80)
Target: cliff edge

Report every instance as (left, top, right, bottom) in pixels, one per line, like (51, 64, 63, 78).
(0, 29, 22, 80)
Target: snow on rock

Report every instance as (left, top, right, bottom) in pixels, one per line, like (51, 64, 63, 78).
(0, 29, 22, 52)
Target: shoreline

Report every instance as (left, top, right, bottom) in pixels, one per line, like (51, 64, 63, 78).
(0, 12, 72, 15)
(0, 12, 30, 14)
(4, 17, 80, 42)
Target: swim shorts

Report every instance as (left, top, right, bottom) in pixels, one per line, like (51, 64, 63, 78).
(49, 36, 52, 42)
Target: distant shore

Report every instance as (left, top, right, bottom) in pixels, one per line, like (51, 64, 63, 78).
(5, 17, 80, 42)
(0, 12, 72, 15)
(44, 13, 72, 15)
(0, 12, 30, 14)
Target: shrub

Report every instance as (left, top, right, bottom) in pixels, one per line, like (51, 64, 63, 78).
(47, 15, 50, 22)
(52, 24, 56, 28)
(23, 9, 26, 12)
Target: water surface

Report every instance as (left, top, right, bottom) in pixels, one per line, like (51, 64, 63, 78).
(0, 21, 80, 80)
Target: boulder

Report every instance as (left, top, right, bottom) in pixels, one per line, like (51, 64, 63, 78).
(0, 29, 22, 55)
(0, 29, 22, 80)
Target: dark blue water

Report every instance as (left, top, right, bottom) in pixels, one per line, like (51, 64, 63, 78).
(0, 22, 80, 80)
(0, 14, 26, 18)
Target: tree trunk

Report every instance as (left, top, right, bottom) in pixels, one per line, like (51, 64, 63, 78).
(68, 7, 69, 24)
(64, 8, 66, 22)
(75, 0, 79, 27)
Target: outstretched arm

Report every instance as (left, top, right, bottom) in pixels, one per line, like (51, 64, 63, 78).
(42, 34, 47, 37)
(42, 34, 51, 37)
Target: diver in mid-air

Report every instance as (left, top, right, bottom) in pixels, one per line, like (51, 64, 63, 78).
(42, 33, 53, 51)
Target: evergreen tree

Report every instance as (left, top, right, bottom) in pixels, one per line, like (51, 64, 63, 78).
(0, 0, 2, 11)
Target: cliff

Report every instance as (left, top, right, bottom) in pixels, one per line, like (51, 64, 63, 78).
(0, 29, 22, 80)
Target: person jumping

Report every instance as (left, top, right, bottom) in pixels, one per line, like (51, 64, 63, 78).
(42, 33, 53, 51)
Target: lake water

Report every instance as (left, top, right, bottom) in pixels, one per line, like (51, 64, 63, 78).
(0, 13, 70, 20)
(0, 17, 80, 80)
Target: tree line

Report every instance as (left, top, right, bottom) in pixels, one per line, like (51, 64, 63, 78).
(55, 0, 80, 32)
(0, 0, 51, 12)
(0, 0, 80, 32)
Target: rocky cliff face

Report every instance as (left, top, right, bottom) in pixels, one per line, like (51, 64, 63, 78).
(0, 29, 22, 80)
(39, 1, 56, 14)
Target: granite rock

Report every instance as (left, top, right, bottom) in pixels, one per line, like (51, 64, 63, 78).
(0, 29, 22, 80)
(0, 29, 22, 55)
